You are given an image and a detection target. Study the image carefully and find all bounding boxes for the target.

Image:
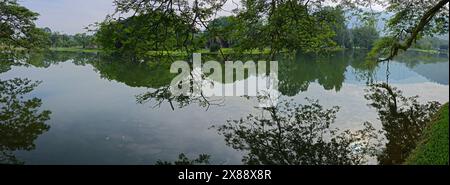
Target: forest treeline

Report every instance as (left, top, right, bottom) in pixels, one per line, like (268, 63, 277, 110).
(1, 0, 449, 60)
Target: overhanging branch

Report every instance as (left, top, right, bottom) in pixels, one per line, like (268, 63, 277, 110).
(382, 0, 449, 61)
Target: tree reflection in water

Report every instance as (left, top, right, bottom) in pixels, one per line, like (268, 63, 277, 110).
(156, 153, 211, 165)
(136, 86, 224, 111)
(365, 83, 441, 165)
(213, 98, 380, 165)
(0, 78, 51, 164)
(6, 51, 441, 165)
(146, 74, 444, 165)
(137, 64, 442, 165)
(136, 69, 225, 111)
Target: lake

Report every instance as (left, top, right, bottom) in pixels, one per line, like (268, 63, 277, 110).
(1, 50, 448, 164)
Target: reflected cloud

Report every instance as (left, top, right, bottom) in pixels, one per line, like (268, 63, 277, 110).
(212, 97, 380, 165)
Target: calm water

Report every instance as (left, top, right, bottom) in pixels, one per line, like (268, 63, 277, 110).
(1, 50, 448, 164)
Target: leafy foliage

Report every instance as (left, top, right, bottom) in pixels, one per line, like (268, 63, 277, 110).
(95, 0, 226, 58)
(94, 1, 361, 59)
(0, 0, 50, 49)
(233, 1, 338, 57)
(326, 6, 354, 49)
(48, 30, 95, 49)
(364, 0, 449, 60)
(0, 78, 51, 164)
(205, 16, 238, 49)
(406, 103, 449, 165)
(351, 24, 379, 49)
(156, 153, 211, 165)
(95, 11, 196, 58)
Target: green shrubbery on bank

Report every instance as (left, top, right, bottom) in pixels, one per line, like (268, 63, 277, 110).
(49, 47, 99, 53)
(406, 103, 449, 165)
(47, 47, 275, 56)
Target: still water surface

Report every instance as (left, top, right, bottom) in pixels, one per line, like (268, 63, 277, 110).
(0, 51, 448, 164)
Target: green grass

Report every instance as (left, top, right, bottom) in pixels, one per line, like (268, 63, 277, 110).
(408, 48, 443, 54)
(48, 47, 274, 56)
(47, 47, 350, 56)
(145, 48, 273, 56)
(405, 103, 449, 165)
(50, 47, 100, 53)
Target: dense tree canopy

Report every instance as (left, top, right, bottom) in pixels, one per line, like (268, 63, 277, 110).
(2, 0, 448, 60)
(94, 0, 226, 58)
(95, 10, 197, 58)
(364, 0, 449, 60)
(93, 0, 448, 60)
(94, 0, 364, 58)
(205, 16, 238, 51)
(0, 0, 49, 49)
(232, 1, 338, 56)
(352, 24, 380, 49)
(48, 30, 95, 48)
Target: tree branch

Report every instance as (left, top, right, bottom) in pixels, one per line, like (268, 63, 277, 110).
(382, 0, 449, 61)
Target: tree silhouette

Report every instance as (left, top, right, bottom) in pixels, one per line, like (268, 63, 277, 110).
(156, 153, 211, 165)
(0, 78, 51, 164)
(365, 83, 441, 164)
(213, 98, 380, 165)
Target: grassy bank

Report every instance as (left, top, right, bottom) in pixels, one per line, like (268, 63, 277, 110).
(408, 48, 448, 54)
(405, 103, 449, 165)
(50, 47, 100, 53)
(48, 47, 344, 56)
(49, 47, 275, 56)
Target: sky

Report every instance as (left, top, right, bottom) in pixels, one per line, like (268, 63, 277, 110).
(20, 0, 387, 35)
(21, 0, 116, 34)
(20, 0, 237, 35)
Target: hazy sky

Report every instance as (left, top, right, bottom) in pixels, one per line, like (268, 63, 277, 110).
(21, 0, 237, 35)
(23, 0, 357, 35)
(22, 0, 116, 34)
(22, 0, 385, 35)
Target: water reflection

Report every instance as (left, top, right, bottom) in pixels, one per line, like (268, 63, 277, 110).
(394, 51, 449, 85)
(8, 50, 449, 94)
(0, 52, 28, 73)
(90, 55, 175, 89)
(0, 50, 447, 165)
(277, 52, 353, 96)
(145, 59, 447, 165)
(156, 153, 211, 165)
(394, 51, 449, 68)
(213, 98, 380, 165)
(136, 84, 225, 111)
(365, 83, 441, 165)
(0, 78, 51, 164)
(162, 82, 443, 165)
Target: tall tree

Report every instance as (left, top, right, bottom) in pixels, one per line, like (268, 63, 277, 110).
(95, 0, 448, 60)
(74, 33, 92, 49)
(96, 0, 343, 59)
(233, 1, 337, 57)
(0, 0, 50, 50)
(94, 0, 227, 58)
(206, 16, 238, 49)
(357, 0, 449, 60)
(352, 24, 380, 49)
